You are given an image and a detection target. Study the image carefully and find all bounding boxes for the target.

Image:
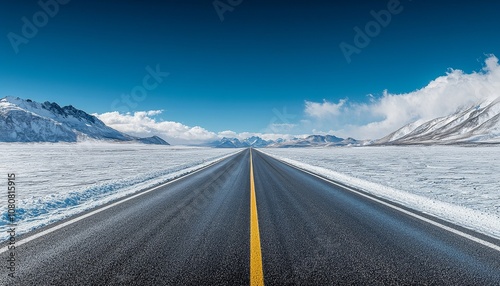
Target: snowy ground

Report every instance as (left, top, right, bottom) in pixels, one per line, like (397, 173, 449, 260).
(0, 143, 240, 240)
(261, 146, 500, 239)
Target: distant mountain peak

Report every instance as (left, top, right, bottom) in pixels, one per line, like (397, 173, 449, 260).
(205, 134, 361, 148)
(136, 135, 169, 145)
(376, 97, 500, 145)
(0, 97, 169, 145)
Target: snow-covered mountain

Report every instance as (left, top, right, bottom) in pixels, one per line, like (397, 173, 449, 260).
(0, 96, 169, 144)
(269, 135, 361, 148)
(207, 137, 275, 148)
(243, 136, 271, 148)
(135, 135, 170, 145)
(211, 137, 247, 148)
(207, 135, 361, 148)
(377, 97, 500, 145)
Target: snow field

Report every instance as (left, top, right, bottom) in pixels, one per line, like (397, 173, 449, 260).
(0, 143, 240, 240)
(260, 146, 500, 239)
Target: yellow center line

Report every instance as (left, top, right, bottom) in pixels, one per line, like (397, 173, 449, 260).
(250, 149, 265, 286)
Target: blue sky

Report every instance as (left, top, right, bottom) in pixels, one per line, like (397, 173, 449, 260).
(2, 0, 500, 143)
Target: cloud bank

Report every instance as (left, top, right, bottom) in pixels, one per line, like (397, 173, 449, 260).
(96, 111, 300, 145)
(304, 55, 500, 139)
(96, 111, 218, 145)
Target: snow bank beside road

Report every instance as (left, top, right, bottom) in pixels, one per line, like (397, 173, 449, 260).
(0, 143, 240, 240)
(260, 147, 500, 240)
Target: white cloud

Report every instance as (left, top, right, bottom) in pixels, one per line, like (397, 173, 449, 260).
(96, 111, 218, 145)
(303, 55, 500, 139)
(304, 99, 346, 118)
(218, 130, 238, 138)
(96, 111, 300, 145)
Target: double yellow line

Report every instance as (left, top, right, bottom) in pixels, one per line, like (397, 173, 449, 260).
(249, 149, 264, 286)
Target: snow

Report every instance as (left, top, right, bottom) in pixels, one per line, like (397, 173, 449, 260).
(0, 143, 240, 240)
(1, 96, 136, 142)
(260, 146, 500, 239)
(377, 97, 500, 144)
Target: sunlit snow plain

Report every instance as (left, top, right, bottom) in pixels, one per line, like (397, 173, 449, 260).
(261, 146, 500, 240)
(0, 143, 240, 240)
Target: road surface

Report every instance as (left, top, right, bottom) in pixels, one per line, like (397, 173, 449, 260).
(1, 149, 499, 285)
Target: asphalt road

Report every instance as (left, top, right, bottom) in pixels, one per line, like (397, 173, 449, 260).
(1, 148, 499, 285)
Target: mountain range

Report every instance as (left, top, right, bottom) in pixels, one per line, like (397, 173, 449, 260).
(376, 97, 500, 145)
(2, 96, 500, 146)
(0, 96, 169, 144)
(206, 135, 362, 148)
(206, 136, 273, 148)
